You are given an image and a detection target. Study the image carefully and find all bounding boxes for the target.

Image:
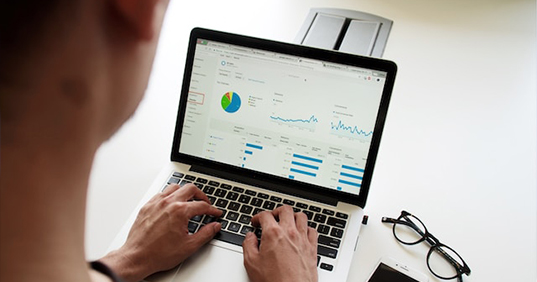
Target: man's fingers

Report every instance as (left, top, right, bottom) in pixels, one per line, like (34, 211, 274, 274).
(294, 212, 309, 234)
(242, 232, 259, 266)
(189, 222, 221, 249)
(271, 205, 295, 228)
(307, 226, 318, 246)
(183, 200, 222, 219)
(169, 183, 210, 204)
(161, 184, 181, 197)
(251, 210, 278, 228)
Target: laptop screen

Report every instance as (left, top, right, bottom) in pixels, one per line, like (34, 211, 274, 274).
(177, 35, 390, 197)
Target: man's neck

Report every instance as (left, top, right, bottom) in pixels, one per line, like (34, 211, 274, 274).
(0, 85, 99, 282)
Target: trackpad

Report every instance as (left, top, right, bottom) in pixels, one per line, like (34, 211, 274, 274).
(173, 244, 249, 282)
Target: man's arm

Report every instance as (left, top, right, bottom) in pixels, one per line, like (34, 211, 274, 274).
(98, 184, 222, 282)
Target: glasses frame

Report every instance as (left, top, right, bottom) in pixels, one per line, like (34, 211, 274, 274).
(382, 210, 471, 282)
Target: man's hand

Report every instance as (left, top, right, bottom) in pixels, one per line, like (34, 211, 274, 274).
(242, 205, 318, 282)
(99, 184, 222, 282)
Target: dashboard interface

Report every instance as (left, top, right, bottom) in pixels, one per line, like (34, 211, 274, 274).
(178, 39, 388, 196)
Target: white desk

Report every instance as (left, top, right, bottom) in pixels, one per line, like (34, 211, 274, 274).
(86, 0, 537, 281)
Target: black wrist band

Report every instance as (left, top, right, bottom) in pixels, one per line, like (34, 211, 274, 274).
(90, 261, 126, 282)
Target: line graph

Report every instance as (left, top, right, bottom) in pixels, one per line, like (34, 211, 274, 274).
(269, 115, 319, 124)
(330, 120, 373, 139)
(269, 114, 318, 130)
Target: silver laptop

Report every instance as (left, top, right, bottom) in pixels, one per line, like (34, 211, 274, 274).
(109, 28, 397, 282)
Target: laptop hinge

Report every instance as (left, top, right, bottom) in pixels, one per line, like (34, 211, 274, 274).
(190, 165, 339, 206)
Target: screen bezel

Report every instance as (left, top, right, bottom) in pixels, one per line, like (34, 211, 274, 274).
(171, 28, 397, 208)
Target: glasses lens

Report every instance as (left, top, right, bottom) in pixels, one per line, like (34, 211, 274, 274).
(393, 215, 426, 244)
(427, 245, 464, 279)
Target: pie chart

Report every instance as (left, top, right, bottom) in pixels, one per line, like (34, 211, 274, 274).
(221, 91, 241, 113)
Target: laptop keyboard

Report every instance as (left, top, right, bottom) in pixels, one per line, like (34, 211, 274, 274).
(167, 172, 348, 272)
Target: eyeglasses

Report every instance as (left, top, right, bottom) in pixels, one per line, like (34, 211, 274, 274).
(382, 210, 471, 282)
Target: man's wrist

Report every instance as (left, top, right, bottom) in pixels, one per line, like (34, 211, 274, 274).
(98, 247, 150, 282)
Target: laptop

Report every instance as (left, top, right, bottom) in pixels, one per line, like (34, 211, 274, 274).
(109, 27, 397, 282)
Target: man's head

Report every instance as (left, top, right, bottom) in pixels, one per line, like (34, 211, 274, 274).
(0, 0, 169, 148)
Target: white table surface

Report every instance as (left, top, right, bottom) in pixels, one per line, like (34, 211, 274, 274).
(85, 0, 537, 281)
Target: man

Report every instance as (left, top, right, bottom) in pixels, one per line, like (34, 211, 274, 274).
(0, 1, 318, 282)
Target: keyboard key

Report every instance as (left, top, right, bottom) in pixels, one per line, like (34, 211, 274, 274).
(257, 193, 269, 199)
(226, 211, 239, 221)
(302, 210, 314, 220)
(185, 175, 196, 181)
(330, 228, 344, 238)
(227, 222, 241, 232)
(232, 187, 245, 193)
(179, 180, 191, 186)
(238, 195, 251, 204)
(193, 183, 203, 189)
(296, 202, 308, 209)
(238, 214, 252, 224)
(208, 180, 220, 187)
(322, 209, 335, 216)
(245, 190, 257, 196)
(253, 208, 265, 215)
(336, 212, 349, 219)
(228, 202, 240, 211)
(218, 208, 227, 218)
(195, 177, 208, 184)
(168, 177, 180, 184)
(203, 215, 217, 224)
(172, 172, 185, 178)
(207, 196, 216, 205)
(262, 201, 276, 210)
(239, 205, 253, 215)
(318, 235, 341, 248)
(308, 221, 318, 228)
(188, 221, 198, 233)
(218, 219, 228, 229)
(226, 192, 239, 201)
(317, 256, 320, 266)
(220, 184, 232, 190)
(270, 196, 282, 203)
(309, 205, 321, 212)
(293, 207, 301, 213)
(251, 198, 263, 207)
(240, 225, 255, 235)
(215, 199, 228, 208)
(283, 199, 295, 206)
(202, 186, 215, 195)
(214, 188, 227, 198)
(314, 214, 327, 224)
(317, 224, 330, 235)
(254, 228, 263, 238)
(318, 245, 338, 259)
(191, 215, 203, 222)
(320, 263, 334, 271)
(327, 217, 347, 229)
(214, 230, 245, 246)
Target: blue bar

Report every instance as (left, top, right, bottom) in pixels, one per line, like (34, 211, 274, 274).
(293, 154, 323, 163)
(291, 161, 319, 170)
(246, 143, 263, 150)
(338, 179, 361, 187)
(289, 175, 295, 179)
(243, 157, 246, 160)
(337, 186, 342, 191)
(340, 172, 363, 180)
(290, 168, 317, 177)
(341, 165, 365, 173)
(245, 150, 253, 155)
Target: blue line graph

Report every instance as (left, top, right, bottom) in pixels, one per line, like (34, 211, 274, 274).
(330, 120, 373, 138)
(270, 115, 319, 124)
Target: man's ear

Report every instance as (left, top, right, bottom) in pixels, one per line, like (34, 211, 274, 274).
(113, 0, 163, 41)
